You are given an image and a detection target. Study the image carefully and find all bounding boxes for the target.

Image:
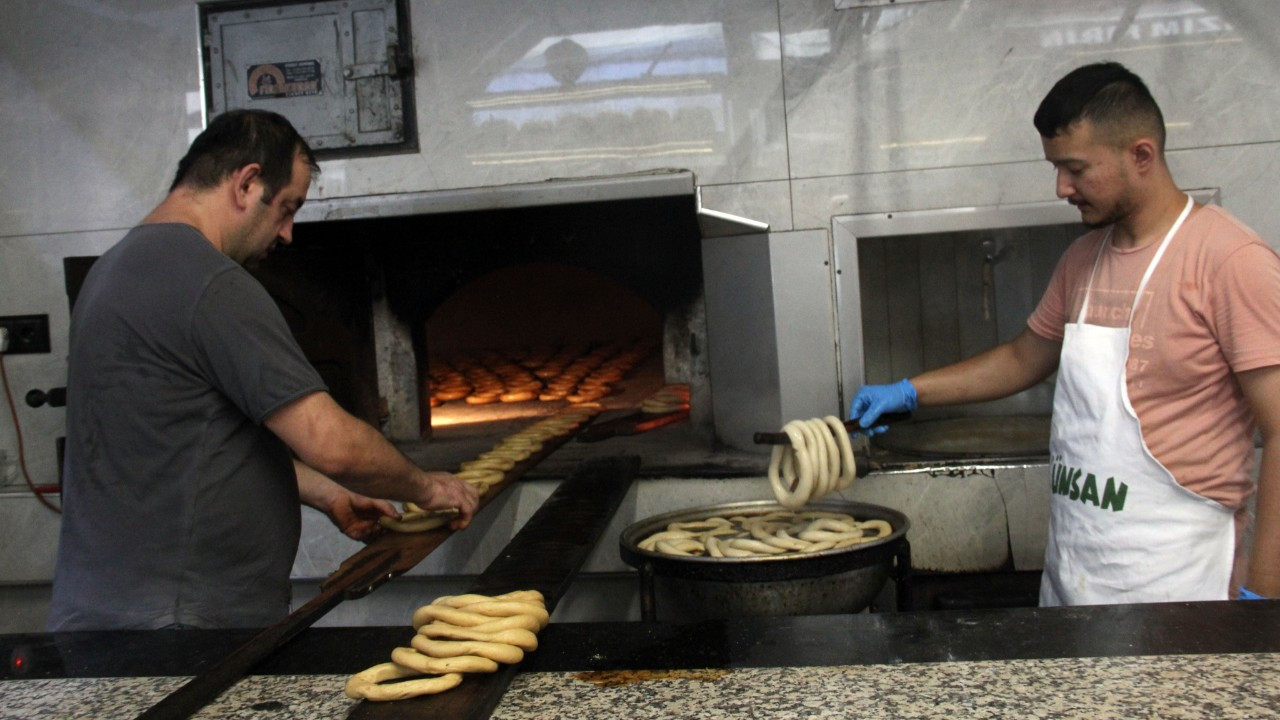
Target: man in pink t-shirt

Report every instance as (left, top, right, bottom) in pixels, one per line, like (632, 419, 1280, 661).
(849, 62, 1280, 606)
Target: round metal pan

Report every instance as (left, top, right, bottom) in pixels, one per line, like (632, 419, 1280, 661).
(620, 500, 910, 619)
(619, 499, 909, 583)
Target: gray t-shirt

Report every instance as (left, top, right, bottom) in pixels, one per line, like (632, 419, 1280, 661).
(48, 224, 327, 630)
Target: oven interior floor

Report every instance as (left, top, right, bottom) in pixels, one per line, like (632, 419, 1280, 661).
(402, 353, 768, 479)
(401, 417, 769, 480)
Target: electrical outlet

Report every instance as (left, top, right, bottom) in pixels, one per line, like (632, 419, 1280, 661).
(0, 315, 51, 354)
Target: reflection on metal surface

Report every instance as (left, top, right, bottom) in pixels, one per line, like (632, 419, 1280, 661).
(751, 30, 833, 60)
(835, 0, 939, 9)
(1036, 2, 1238, 50)
(880, 135, 987, 150)
(470, 22, 729, 167)
(467, 141, 714, 166)
(1064, 36, 1243, 61)
(832, 0, 926, 25)
(468, 80, 712, 109)
(486, 24, 727, 93)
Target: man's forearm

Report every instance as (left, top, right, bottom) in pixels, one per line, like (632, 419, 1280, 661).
(294, 459, 347, 510)
(912, 328, 1060, 407)
(269, 392, 430, 501)
(268, 392, 478, 528)
(1246, 443, 1280, 597)
(1237, 366, 1280, 597)
(310, 412, 427, 499)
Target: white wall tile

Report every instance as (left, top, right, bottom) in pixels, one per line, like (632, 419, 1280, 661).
(780, 0, 1280, 179)
(0, 2, 199, 238)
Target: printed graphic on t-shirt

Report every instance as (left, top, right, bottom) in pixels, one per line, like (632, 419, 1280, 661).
(1074, 286, 1155, 329)
(1074, 285, 1161, 389)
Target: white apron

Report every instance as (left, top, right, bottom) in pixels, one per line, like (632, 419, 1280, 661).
(1040, 196, 1234, 606)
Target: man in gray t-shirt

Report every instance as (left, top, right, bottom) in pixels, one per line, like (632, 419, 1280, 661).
(49, 110, 478, 631)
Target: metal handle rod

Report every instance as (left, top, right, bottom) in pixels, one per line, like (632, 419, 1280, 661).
(752, 412, 912, 445)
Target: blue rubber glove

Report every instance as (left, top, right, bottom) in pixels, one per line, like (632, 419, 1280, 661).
(1238, 587, 1269, 600)
(848, 379, 918, 435)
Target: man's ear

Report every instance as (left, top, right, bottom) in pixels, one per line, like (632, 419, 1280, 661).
(228, 164, 264, 210)
(1127, 137, 1159, 174)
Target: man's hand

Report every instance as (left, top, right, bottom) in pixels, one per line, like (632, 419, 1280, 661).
(415, 471, 480, 530)
(325, 490, 399, 542)
(848, 379, 918, 434)
(295, 460, 398, 542)
(270, 392, 481, 529)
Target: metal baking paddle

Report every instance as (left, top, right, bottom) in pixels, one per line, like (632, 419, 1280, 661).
(575, 407, 690, 442)
(345, 455, 641, 720)
(751, 412, 912, 446)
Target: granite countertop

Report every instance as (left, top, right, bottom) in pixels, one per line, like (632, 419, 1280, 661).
(500, 654, 1280, 720)
(4, 601, 1280, 719)
(5, 653, 1279, 719)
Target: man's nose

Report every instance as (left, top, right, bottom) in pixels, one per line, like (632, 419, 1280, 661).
(1055, 170, 1074, 199)
(278, 219, 295, 245)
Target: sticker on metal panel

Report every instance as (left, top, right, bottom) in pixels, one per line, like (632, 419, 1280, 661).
(247, 61, 322, 99)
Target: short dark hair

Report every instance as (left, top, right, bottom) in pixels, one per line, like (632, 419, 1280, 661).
(1033, 62, 1166, 152)
(170, 109, 319, 201)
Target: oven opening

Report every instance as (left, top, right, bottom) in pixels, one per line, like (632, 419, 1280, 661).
(253, 192, 757, 476)
(424, 261, 664, 428)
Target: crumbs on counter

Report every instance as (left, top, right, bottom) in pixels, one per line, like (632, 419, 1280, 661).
(572, 668, 730, 688)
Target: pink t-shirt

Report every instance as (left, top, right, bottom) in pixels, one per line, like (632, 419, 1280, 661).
(1028, 204, 1280, 514)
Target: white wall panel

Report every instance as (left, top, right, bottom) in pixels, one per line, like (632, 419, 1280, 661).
(0, 2, 200, 238)
(780, 0, 1280, 179)
(791, 144, 1280, 245)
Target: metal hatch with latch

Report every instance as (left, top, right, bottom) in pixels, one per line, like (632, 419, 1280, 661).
(200, 0, 416, 156)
